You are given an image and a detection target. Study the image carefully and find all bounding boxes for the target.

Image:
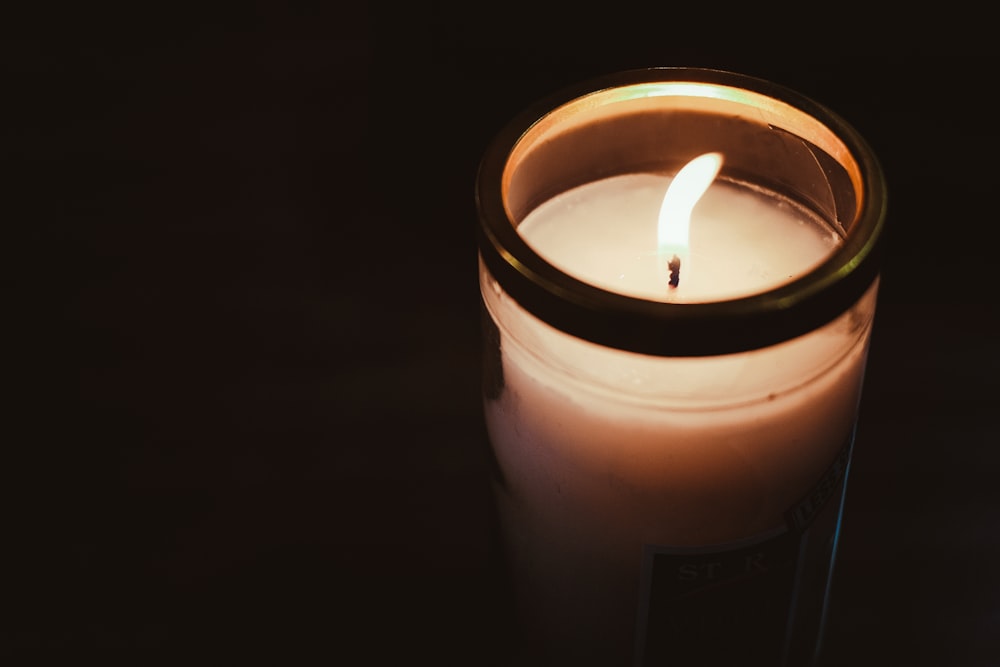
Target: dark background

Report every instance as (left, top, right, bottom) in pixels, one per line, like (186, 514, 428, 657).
(7, 3, 999, 665)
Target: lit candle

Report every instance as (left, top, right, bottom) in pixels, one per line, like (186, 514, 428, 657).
(476, 68, 886, 667)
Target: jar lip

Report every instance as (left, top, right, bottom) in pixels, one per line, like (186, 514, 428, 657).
(475, 67, 887, 356)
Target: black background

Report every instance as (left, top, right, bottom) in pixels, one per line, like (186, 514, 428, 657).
(7, 3, 999, 665)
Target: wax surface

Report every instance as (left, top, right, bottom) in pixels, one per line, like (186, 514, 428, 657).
(518, 173, 842, 302)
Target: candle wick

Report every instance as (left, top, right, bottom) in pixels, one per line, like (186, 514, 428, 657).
(667, 254, 681, 289)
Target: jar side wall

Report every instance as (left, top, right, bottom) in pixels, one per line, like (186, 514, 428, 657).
(480, 255, 878, 411)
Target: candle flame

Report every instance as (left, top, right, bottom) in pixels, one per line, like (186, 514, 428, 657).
(657, 152, 724, 252)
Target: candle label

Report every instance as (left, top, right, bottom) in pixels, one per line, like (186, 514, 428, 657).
(786, 437, 852, 533)
(634, 435, 853, 667)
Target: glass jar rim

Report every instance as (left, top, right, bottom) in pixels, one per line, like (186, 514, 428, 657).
(475, 67, 887, 356)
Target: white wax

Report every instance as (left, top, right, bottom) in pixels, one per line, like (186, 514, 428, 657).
(480, 172, 878, 661)
(519, 173, 842, 302)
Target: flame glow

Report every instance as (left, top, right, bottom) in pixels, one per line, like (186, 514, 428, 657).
(657, 152, 724, 252)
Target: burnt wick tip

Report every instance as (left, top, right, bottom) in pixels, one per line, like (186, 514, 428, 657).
(667, 254, 681, 289)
